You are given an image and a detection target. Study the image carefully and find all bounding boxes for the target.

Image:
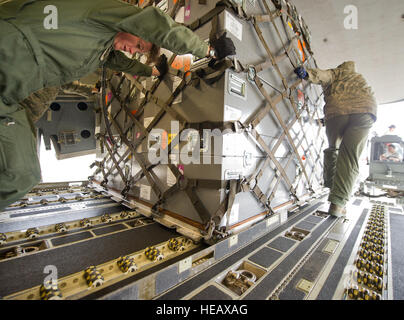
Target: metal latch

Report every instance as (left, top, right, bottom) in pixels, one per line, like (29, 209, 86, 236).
(228, 73, 246, 99)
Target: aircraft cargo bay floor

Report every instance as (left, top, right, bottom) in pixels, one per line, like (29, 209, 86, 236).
(0, 188, 403, 300)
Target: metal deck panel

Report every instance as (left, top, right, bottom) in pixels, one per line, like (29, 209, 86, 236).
(0, 223, 178, 297)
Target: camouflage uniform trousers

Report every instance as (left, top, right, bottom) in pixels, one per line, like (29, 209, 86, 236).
(323, 113, 375, 207)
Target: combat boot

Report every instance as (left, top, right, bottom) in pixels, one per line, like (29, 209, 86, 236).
(328, 203, 346, 218)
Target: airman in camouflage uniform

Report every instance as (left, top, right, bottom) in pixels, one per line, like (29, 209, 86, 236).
(295, 61, 377, 216)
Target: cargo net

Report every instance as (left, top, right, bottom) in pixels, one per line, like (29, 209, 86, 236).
(89, 0, 326, 241)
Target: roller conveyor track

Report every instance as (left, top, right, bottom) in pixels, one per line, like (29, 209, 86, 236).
(1, 181, 403, 300)
(0, 202, 128, 234)
(0, 213, 141, 249)
(0, 220, 196, 298)
(156, 201, 329, 300)
(2, 197, 114, 214)
(152, 199, 404, 301)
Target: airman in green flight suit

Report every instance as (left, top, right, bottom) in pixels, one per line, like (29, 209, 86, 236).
(0, 0, 236, 211)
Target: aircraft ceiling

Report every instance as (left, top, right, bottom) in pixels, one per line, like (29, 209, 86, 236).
(293, 0, 404, 105)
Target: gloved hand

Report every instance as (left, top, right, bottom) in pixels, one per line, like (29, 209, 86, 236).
(93, 81, 101, 94)
(294, 66, 308, 79)
(156, 54, 168, 79)
(210, 32, 236, 60)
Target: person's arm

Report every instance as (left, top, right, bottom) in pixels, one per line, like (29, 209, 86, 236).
(61, 81, 97, 97)
(19, 87, 60, 123)
(306, 68, 335, 86)
(388, 153, 401, 162)
(87, 2, 209, 58)
(104, 50, 153, 77)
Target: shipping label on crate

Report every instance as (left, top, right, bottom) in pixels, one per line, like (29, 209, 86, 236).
(224, 105, 242, 121)
(225, 11, 243, 42)
(140, 184, 151, 200)
(224, 169, 243, 180)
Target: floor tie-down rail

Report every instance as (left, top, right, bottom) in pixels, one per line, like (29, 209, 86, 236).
(0, 202, 202, 300)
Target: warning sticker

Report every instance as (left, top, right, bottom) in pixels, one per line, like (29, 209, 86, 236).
(184, 0, 191, 21)
(297, 89, 305, 107)
(225, 11, 243, 42)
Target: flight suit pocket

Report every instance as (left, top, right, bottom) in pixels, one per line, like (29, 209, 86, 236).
(0, 112, 38, 174)
(0, 116, 12, 171)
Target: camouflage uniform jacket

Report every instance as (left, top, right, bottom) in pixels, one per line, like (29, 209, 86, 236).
(20, 81, 97, 123)
(307, 61, 377, 121)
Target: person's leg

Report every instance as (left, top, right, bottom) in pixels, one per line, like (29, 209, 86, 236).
(20, 86, 59, 123)
(0, 104, 41, 211)
(323, 115, 350, 188)
(328, 113, 374, 209)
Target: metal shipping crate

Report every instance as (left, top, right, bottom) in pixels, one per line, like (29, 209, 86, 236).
(90, 0, 327, 242)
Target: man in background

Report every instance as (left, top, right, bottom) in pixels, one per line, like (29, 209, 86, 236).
(383, 124, 396, 136)
(380, 144, 402, 162)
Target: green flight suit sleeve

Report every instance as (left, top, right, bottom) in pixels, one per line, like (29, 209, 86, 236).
(306, 68, 335, 87)
(104, 50, 152, 77)
(87, 2, 209, 58)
